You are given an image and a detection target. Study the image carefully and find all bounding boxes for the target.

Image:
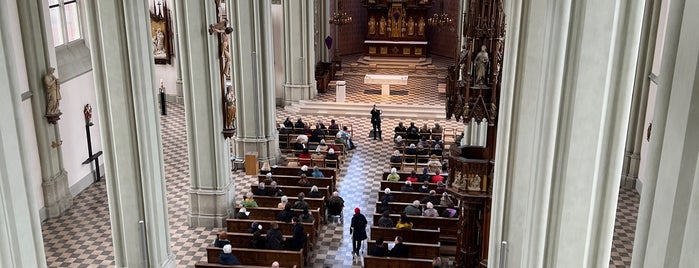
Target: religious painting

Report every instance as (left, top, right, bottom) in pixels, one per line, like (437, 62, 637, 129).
(150, 1, 173, 64)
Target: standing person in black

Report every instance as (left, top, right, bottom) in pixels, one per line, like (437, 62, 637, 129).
(350, 207, 368, 256)
(370, 104, 382, 140)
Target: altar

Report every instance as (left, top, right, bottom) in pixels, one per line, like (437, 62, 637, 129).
(363, 0, 432, 58)
(364, 74, 408, 96)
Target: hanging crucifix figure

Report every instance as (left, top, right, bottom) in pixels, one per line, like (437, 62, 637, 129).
(209, 19, 234, 80)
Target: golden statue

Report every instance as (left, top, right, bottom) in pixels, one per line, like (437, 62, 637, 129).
(379, 16, 386, 35)
(368, 16, 376, 35)
(418, 17, 426, 36)
(407, 17, 415, 36)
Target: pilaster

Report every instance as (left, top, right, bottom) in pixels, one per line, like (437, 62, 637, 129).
(0, 2, 47, 266)
(17, 0, 72, 219)
(174, 0, 234, 228)
(230, 0, 280, 164)
(489, 0, 645, 267)
(633, 0, 699, 266)
(85, 0, 175, 266)
(282, 0, 317, 106)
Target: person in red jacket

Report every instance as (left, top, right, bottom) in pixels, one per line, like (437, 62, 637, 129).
(431, 169, 444, 183)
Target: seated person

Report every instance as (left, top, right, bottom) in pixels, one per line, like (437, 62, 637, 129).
(317, 139, 329, 152)
(308, 185, 322, 198)
(316, 120, 327, 129)
(300, 207, 315, 223)
(334, 132, 346, 149)
(267, 181, 283, 197)
(293, 192, 309, 210)
(394, 122, 407, 137)
(250, 229, 266, 249)
(422, 202, 439, 217)
(400, 180, 414, 192)
(416, 144, 429, 156)
(369, 237, 389, 257)
(440, 192, 454, 207)
(418, 137, 429, 148)
(247, 222, 262, 233)
(406, 122, 418, 134)
(431, 123, 443, 135)
(328, 119, 339, 130)
(442, 207, 458, 218)
(299, 148, 311, 166)
(389, 236, 409, 257)
(395, 213, 414, 230)
(339, 126, 354, 149)
(377, 210, 394, 227)
(219, 244, 241, 265)
(302, 125, 313, 137)
(406, 128, 421, 140)
(418, 181, 430, 193)
(435, 181, 446, 194)
(266, 222, 284, 249)
(326, 191, 345, 222)
(298, 174, 312, 187)
(404, 144, 417, 162)
(242, 192, 258, 207)
(214, 231, 230, 248)
(293, 135, 308, 151)
(386, 168, 400, 181)
(431, 144, 443, 156)
(297, 165, 312, 177)
(283, 116, 293, 128)
(418, 167, 431, 182)
(311, 166, 324, 178)
(294, 118, 305, 129)
(427, 155, 442, 173)
(286, 217, 307, 251)
(419, 123, 431, 139)
(390, 150, 403, 168)
(278, 125, 290, 135)
(235, 207, 250, 219)
(421, 190, 440, 205)
(309, 125, 325, 143)
(277, 195, 289, 209)
(431, 170, 445, 184)
(381, 188, 394, 203)
(403, 200, 422, 216)
(325, 149, 339, 167)
(277, 203, 295, 222)
(394, 135, 405, 147)
(311, 148, 325, 164)
(406, 170, 419, 183)
(253, 182, 267, 196)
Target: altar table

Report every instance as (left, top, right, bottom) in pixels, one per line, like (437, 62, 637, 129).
(364, 74, 408, 96)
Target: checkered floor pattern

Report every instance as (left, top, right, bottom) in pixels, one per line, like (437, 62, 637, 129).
(40, 58, 638, 267)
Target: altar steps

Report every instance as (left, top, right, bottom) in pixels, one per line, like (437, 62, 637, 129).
(285, 100, 446, 120)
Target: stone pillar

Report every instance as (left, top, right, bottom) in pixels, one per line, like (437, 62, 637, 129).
(621, 0, 661, 190)
(632, 0, 699, 266)
(488, 0, 645, 267)
(17, 0, 72, 219)
(174, 0, 234, 228)
(282, 0, 316, 106)
(314, 0, 330, 62)
(230, 1, 280, 164)
(84, 1, 175, 267)
(0, 2, 47, 266)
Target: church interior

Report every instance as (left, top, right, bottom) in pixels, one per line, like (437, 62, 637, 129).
(1, 0, 697, 268)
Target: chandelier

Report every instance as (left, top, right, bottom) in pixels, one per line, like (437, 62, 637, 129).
(329, 0, 352, 25)
(428, 2, 453, 30)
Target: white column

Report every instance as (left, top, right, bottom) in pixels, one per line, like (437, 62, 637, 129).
(282, 0, 316, 106)
(0, 2, 47, 266)
(17, 0, 72, 219)
(633, 0, 699, 266)
(230, 0, 280, 164)
(489, 0, 645, 267)
(174, 0, 234, 228)
(84, 1, 175, 267)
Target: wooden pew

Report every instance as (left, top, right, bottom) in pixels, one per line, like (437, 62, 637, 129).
(258, 175, 335, 192)
(240, 207, 321, 232)
(366, 240, 440, 259)
(249, 185, 330, 199)
(224, 232, 293, 248)
(373, 201, 449, 215)
(380, 181, 440, 192)
(206, 247, 303, 268)
(369, 226, 440, 244)
(267, 166, 337, 180)
(363, 255, 434, 268)
(194, 263, 281, 268)
(372, 213, 458, 242)
(379, 191, 430, 203)
(226, 219, 316, 246)
(252, 196, 326, 223)
(381, 171, 449, 181)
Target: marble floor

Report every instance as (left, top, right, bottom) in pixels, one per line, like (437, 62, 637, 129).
(40, 55, 638, 267)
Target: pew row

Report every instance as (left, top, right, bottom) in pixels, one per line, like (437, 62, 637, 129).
(205, 247, 303, 268)
(372, 213, 458, 242)
(369, 226, 440, 244)
(363, 255, 434, 268)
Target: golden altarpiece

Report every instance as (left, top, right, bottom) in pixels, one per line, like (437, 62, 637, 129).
(362, 0, 432, 57)
(445, 0, 505, 267)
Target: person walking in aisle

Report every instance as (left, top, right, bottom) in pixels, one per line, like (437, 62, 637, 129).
(371, 104, 382, 140)
(350, 207, 368, 256)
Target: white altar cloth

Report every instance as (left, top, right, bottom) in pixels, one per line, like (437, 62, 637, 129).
(364, 74, 408, 96)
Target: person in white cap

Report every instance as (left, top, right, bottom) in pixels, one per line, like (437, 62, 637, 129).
(218, 244, 241, 265)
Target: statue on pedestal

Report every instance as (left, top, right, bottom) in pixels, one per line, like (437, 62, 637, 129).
(225, 86, 236, 129)
(474, 45, 489, 85)
(44, 67, 61, 116)
(379, 16, 386, 36)
(418, 17, 426, 36)
(407, 17, 415, 36)
(458, 44, 470, 81)
(468, 175, 482, 191)
(368, 16, 376, 35)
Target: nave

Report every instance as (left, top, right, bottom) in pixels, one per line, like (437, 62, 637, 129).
(40, 71, 639, 267)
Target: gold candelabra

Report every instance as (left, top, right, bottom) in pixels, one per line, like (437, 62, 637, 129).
(428, 2, 453, 30)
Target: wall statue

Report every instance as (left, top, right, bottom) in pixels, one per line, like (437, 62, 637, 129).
(225, 86, 236, 129)
(468, 175, 482, 191)
(368, 16, 376, 35)
(407, 17, 415, 36)
(379, 16, 386, 35)
(418, 17, 426, 36)
(474, 45, 489, 85)
(44, 67, 61, 115)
